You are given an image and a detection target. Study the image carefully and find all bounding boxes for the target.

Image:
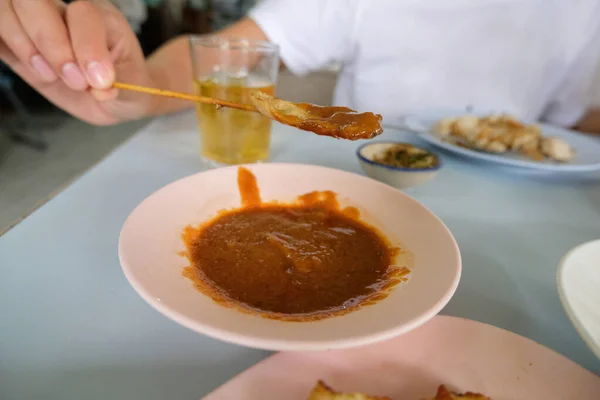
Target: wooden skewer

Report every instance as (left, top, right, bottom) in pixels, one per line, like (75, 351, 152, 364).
(112, 81, 257, 112)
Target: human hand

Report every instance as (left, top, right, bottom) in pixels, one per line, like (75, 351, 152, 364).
(0, 0, 156, 125)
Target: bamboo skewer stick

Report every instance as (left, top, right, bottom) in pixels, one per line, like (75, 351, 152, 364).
(112, 81, 257, 112)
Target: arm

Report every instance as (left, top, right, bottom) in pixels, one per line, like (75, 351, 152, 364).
(574, 108, 600, 134)
(541, 19, 600, 132)
(145, 17, 271, 116)
(147, 0, 357, 118)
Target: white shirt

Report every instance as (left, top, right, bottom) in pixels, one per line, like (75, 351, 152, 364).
(250, 0, 600, 127)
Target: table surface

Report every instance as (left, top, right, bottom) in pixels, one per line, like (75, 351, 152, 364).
(1, 112, 599, 400)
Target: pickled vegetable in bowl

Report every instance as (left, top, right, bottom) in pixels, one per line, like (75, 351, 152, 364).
(357, 142, 442, 190)
(373, 144, 439, 169)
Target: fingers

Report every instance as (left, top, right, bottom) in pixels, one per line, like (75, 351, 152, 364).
(0, 1, 57, 83)
(66, 1, 115, 89)
(1, 0, 144, 112)
(12, 0, 88, 90)
(0, 41, 18, 72)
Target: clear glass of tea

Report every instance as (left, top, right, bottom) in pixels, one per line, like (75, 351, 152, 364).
(189, 36, 280, 165)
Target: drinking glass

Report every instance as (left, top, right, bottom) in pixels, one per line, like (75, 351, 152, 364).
(190, 36, 280, 164)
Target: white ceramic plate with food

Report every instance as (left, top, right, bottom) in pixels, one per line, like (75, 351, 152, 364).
(399, 112, 600, 172)
(558, 239, 600, 360)
(202, 315, 600, 399)
(119, 163, 460, 351)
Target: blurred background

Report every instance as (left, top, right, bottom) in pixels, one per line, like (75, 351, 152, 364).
(0, 0, 599, 234)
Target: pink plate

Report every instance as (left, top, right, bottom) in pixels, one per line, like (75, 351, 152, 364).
(203, 315, 600, 399)
(119, 163, 460, 351)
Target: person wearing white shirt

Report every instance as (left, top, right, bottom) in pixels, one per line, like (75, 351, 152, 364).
(1, 0, 599, 133)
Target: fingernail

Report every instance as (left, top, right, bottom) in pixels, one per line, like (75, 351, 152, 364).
(30, 55, 57, 82)
(61, 62, 87, 90)
(86, 61, 114, 89)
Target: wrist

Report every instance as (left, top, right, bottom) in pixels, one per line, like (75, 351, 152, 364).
(142, 35, 196, 116)
(144, 64, 168, 117)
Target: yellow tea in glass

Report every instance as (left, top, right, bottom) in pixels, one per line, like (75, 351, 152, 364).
(190, 37, 280, 164)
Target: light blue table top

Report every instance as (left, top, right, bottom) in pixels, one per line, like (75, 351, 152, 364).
(1, 111, 599, 400)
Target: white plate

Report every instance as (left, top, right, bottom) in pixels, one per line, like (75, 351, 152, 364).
(558, 239, 600, 359)
(119, 163, 461, 351)
(202, 315, 600, 400)
(400, 112, 600, 172)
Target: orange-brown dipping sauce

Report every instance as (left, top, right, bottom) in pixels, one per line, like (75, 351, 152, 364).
(181, 167, 408, 321)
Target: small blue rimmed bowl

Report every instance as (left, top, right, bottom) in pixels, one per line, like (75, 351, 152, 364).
(357, 142, 442, 189)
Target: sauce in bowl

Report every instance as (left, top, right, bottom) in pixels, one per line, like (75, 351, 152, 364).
(181, 167, 409, 321)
